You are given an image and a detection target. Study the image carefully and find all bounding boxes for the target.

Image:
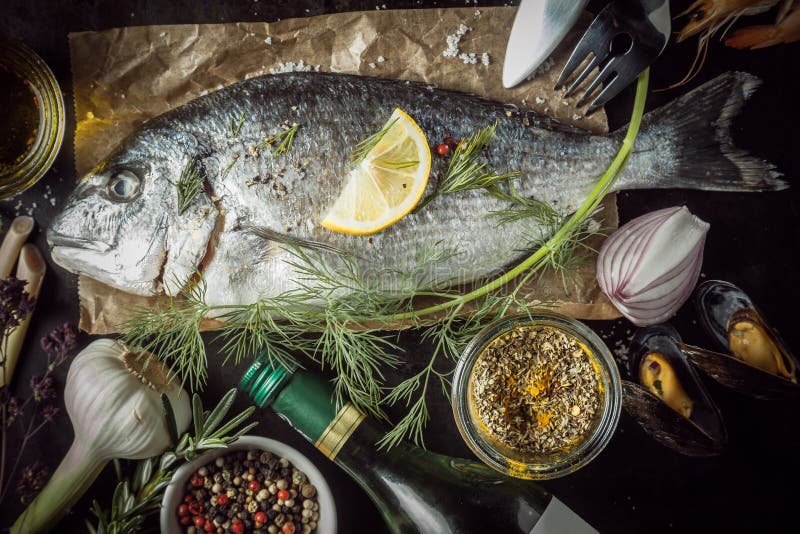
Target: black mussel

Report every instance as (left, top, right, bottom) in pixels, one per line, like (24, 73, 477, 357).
(692, 280, 798, 398)
(622, 324, 727, 457)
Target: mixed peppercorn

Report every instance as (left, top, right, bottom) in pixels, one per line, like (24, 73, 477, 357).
(177, 449, 320, 534)
(435, 136, 459, 156)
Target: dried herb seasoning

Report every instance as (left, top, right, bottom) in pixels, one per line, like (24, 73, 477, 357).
(470, 325, 601, 454)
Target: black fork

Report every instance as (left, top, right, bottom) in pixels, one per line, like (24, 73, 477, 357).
(554, 0, 670, 114)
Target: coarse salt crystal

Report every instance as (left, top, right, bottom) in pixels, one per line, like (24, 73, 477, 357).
(535, 96, 545, 104)
(269, 60, 320, 74)
(459, 52, 478, 64)
(368, 62, 376, 69)
(443, 23, 472, 58)
(376, 55, 385, 62)
(481, 52, 490, 66)
(264, 36, 272, 45)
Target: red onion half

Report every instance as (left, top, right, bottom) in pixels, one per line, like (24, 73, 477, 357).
(597, 206, 710, 326)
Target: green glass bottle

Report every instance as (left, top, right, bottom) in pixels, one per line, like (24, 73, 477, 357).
(239, 355, 597, 534)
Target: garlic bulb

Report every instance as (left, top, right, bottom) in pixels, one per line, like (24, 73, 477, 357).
(13, 339, 191, 534)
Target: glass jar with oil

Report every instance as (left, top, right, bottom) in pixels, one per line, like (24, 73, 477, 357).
(1, 37, 65, 198)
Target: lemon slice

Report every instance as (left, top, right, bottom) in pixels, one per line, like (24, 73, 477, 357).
(322, 109, 431, 235)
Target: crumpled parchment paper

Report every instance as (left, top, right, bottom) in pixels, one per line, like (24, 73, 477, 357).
(68, 6, 622, 334)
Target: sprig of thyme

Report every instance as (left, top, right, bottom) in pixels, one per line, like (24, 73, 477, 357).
(414, 122, 521, 213)
(86, 389, 256, 534)
(176, 157, 203, 215)
(261, 123, 300, 156)
(350, 117, 398, 164)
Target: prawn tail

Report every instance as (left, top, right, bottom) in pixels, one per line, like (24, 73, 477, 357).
(725, 25, 781, 49)
(618, 71, 786, 193)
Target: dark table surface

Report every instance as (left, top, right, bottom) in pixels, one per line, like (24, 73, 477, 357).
(1, 1, 799, 532)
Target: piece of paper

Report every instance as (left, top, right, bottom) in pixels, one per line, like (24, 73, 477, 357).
(68, 7, 621, 334)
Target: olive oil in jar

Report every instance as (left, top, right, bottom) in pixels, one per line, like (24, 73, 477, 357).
(0, 64, 40, 175)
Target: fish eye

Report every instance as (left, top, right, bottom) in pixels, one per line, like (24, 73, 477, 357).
(107, 170, 141, 201)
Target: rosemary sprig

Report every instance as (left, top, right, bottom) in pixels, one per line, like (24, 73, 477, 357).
(261, 122, 300, 156)
(413, 122, 521, 213)
(227, 111, 246, 138)
(86, 390, 256, 534)
(220, 153, 240, 181)
(176, 157, 203, 215)
(350, 117, 398, 164)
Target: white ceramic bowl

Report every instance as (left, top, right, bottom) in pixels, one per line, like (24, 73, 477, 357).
(160, 436, 337, 534)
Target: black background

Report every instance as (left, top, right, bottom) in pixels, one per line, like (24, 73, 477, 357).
(1, 1, 799, 532)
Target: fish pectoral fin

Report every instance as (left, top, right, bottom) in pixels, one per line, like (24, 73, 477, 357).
(243, 226, 351, 257)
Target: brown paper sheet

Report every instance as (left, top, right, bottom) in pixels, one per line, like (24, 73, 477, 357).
(68, 7, 622, 334)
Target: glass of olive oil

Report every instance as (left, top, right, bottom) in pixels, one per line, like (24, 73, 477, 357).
(0, 37, 65, 198)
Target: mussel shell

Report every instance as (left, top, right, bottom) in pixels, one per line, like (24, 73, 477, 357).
(694, 280, 799, 398)
(622, 381, 724, 457)
(623, 324, 727, 456)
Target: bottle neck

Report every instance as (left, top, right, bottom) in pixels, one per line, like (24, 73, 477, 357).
(239, 355, 365, 460)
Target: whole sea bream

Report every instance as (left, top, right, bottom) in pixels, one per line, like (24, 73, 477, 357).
(48, 72, 784, 308)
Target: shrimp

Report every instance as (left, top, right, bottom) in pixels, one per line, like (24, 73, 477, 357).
(667, 0, 782, 88)
(725, 2, 800, 48)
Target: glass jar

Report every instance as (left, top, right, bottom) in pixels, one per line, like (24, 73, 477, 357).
(451, 312, 622, 480)
(0, 37, 65, 198)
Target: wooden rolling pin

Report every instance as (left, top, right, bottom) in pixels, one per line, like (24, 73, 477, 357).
(0, 244, 46, 387)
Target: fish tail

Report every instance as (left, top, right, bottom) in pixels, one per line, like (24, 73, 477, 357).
(618, 72, 787, 192)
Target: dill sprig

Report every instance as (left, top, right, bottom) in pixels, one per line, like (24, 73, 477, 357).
(350, 117, 398, 164)
(488, 183, 561, 226)
(121, 71, 650, 448)
(262, 123, 300, 156)
(176, 157, 203, 215)
(413, 121, 521, 213)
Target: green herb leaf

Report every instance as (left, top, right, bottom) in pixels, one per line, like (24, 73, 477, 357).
(261, 123, 300, 156)
(220, 153, 240, 181)
(161, 393, 179, 447)
(413, 121, 521, 213)
(176, 157, 203, 215)
(201, 389, 237, 438)
(192, 393, 204, 439)
(350, 117, 398, 164)
(228, 111, 246, 138)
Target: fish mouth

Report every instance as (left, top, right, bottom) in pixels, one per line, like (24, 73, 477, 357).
(47, 232, 113, 253)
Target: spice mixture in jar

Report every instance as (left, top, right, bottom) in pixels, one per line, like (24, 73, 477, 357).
(470, 325, 601, 454)
(177, 449, 320, 534)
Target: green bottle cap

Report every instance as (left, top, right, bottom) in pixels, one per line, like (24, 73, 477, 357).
(238, 352, 297, 408)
